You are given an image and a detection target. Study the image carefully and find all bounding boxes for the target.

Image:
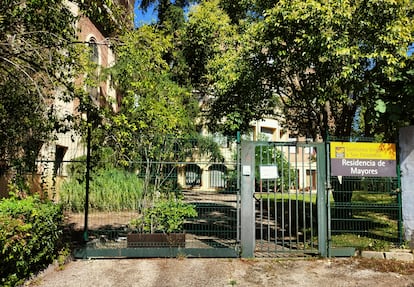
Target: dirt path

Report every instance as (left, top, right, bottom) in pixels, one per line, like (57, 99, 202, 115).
(28, 258, 414, 287)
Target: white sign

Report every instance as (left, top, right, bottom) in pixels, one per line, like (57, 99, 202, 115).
(260, 165, 278, 180)
(242, 165, 251, 176)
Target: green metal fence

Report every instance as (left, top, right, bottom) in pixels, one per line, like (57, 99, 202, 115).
(327, 137, 402, 254)
(12, 134, 404, 258)
(57, 136, 240, 258)
(329, 176, 402, 253)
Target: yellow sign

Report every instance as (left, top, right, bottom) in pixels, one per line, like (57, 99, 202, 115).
(330, 142, 396, 177)
(330, 142, 396, 160)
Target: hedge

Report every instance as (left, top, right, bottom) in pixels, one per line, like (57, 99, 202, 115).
(0, 195, 64, 286)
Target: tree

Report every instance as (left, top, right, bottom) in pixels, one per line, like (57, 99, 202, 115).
(182, 0, 267, 136)
(75, 0, 133, 36)
(102, 25, 199, 192)
(107, 25, 197, 149)
(204, 0, 414, 141)
(182, 0, 236, 88)
(138, 0, 189, 27)
(363, 57, 414, 141)
(0, 0, 80, 171)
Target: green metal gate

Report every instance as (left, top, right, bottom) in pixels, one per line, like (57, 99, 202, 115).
(240, 141, 328, 258)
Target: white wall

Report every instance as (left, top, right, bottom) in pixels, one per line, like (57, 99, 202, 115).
(399, 126, 414, 241)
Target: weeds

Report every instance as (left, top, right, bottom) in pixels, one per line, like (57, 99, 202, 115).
(344, 258, 414, 275)
(60, 167, 144, 212)
(229, 279, 238, 286)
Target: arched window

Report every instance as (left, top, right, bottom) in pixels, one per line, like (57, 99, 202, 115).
(185, 164, 201, 187)
(209, 164, 227, 188)
(89, 39, 99, 64)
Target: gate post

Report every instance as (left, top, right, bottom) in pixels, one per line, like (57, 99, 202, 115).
(317, 143, 328, 257)
(240, 141, 256, 258)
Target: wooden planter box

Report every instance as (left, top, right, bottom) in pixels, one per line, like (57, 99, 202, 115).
(127, 233, 186, 248)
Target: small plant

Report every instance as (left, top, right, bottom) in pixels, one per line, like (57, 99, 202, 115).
(57, 247, 72, 270)
(130, 196, 197, 234)
(176, 252, 188, 260)
(229, 279, 238, 286)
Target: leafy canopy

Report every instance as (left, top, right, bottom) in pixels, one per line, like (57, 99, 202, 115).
(200, 0, 414, 141)
(0, 0, 80, 169)
(104, 25, 198, 164)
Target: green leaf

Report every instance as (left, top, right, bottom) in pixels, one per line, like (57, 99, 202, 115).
(374, 99, 387, 114)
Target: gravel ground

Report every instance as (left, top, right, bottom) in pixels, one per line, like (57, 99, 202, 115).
(26, 257, 414, 287)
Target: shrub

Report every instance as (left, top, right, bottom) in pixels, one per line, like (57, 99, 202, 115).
(130, 196, 198, 233)
(0, 195, 63, 286)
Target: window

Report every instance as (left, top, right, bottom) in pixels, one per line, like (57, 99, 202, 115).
(185, 164, 201, 187)
(209, 164, 227, 188)
(260, 127, 275, 141)
(213, 133, 228, 148)
(89, 39, 99, 64)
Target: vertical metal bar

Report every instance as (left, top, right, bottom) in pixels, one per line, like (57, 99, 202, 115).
(326, 142, 332, 258)
(275, 146, 284, 253)
(259, 179, 263, 251)
(279, 189, 283, 251)
(286, 145, 291, 251)
(275, 144, 280, 251)
(266, 144, 271, 253)
(302, 146, 306, 252)
(286, 145, 291, 252)
(274, 181, 278, 251)
(258, 146, 263, 251)
(317, 142, 328, 257)
(83, 112, 91, 243)
(240, 141, 256, 258)
(309, 145, 314, 250)
(397, 164, 403, 245)
(267, 183, 271, 253)
(295, 147, 299, 250)
(237, 133, 241, 243)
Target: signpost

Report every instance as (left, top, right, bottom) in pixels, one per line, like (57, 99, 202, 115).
(330, 142, 396, 177)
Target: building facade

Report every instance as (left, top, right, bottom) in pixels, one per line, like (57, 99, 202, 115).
(32, 1, 135, 197)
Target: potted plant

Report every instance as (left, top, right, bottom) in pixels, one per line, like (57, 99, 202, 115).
(127, 196, 197, 248)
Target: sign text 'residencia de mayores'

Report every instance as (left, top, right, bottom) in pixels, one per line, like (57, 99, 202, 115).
(330, 142, 396, 177)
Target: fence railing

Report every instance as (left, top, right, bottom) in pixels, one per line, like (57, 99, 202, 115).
(329, 176, 402, 251)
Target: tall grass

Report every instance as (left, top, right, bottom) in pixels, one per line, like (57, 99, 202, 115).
(60, 168, 144, 212)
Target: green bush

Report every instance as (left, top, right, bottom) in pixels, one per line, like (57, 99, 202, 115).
(0, 195, 63, 287)
(60, 167, 144, 212)
(130, 197, 198, 233)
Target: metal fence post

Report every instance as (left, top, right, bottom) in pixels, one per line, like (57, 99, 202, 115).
(83, 111, 91, 243)
(317, 143, 328, 257)
(240, 141, 256, 258)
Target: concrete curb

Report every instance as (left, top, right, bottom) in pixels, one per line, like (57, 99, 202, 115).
(360, 249, 414, 262)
